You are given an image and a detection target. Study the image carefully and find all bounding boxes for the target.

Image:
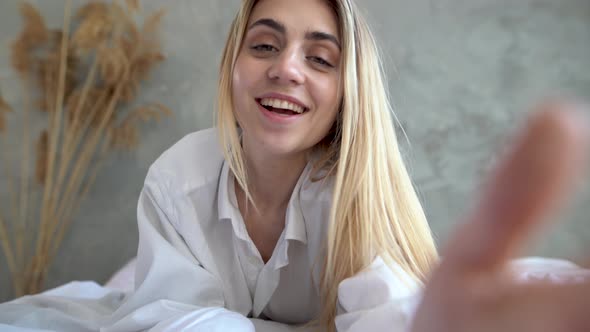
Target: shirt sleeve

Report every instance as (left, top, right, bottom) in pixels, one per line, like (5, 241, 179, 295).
(104, 168, 255, 332)
(334, 257, 423, 332)
(0, 166, 298, 332)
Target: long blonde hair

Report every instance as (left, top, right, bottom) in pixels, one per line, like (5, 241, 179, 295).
(216, 0, 438, 330)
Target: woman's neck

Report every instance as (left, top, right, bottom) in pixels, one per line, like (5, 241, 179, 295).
(233, 138, 309, 262)
(239, 145, 308, 212)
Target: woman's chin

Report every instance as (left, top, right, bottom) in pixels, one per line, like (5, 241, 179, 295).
(240, 127, 319, 159)
(248, 134, 313, 159)
(259, 142, 309, 159)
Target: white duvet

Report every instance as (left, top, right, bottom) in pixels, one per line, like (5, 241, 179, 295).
(1, 256, 587, 332)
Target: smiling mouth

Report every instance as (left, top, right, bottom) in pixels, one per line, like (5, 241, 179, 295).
(256, 98, 309, 116)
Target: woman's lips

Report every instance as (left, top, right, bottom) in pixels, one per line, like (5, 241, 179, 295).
(255, 92, 309, 111)
(256, 100, 307, 124)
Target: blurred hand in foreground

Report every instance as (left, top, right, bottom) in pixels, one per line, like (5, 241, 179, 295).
(412, 101, 590, 332)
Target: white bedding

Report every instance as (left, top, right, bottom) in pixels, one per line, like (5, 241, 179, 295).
(104, 259, 137, 293)
(1, 256, 588, 332)
(510, 257, 590, 284)
(104, 256, 590, 292)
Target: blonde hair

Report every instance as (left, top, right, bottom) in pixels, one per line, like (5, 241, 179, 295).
(217, 0, 438, 330)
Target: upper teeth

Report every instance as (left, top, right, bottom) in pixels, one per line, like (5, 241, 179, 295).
(260, 98, 305, 114)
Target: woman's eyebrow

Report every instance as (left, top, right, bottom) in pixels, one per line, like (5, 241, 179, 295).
(248, 18, 341, 50)
(305, 31, 341, 50)
(249, 18, 286, 34)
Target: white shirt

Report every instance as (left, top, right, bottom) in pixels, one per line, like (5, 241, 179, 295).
(123, 128, 421, 330)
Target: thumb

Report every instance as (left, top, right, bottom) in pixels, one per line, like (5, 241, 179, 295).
(443, 102, 590, 274)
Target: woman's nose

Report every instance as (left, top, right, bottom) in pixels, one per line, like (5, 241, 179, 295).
(267, 49, 305, 86)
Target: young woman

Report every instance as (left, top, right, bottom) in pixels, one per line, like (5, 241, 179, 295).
(111, 0, 439, 329)
(1, 0, 590, 331)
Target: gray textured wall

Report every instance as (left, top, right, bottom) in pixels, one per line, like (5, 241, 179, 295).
(0, 0, 589, 301)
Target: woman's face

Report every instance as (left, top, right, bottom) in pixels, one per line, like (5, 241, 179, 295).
(232, 0, 342, 159)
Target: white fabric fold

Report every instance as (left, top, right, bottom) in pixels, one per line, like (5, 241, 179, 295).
(335, 257, 421, 332)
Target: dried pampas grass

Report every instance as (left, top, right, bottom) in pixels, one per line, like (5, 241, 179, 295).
(0, 91, 13, 132)
(0, 0, 171, 298)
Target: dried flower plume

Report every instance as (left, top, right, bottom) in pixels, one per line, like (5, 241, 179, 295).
(1, 0, 170, 298)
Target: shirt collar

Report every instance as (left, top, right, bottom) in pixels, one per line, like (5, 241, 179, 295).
(217, 160, 234, 221)
(283, 163, 310, 244)
(217, 160, 309, 244)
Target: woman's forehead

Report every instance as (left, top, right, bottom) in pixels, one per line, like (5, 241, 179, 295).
(248, 0, 339, 38)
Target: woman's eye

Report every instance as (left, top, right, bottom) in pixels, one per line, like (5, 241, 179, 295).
(251, 44, 278, 52)
(308, 56, 334, 68)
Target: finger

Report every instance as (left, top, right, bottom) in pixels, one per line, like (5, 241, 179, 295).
(444, 102, 590, 273)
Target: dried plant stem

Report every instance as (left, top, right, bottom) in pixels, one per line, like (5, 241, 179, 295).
(16, 77, 32, 279)
(0, 134, 21, 293)
(0, 211, 23, 296)
(52, 84, 123, 250)
(0, 213, 16, 278)
(2, 134, 20, 236)
(47, 59, 98, 229)
(45, 88, 107, 244)
(32, 0, 72, 294)
(20, 189, 39, 292)
(1, 127, 22, 295)
(51, 134, 109, 260)
(66, 90, 108, 156)
(62, 60, 99, 153)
